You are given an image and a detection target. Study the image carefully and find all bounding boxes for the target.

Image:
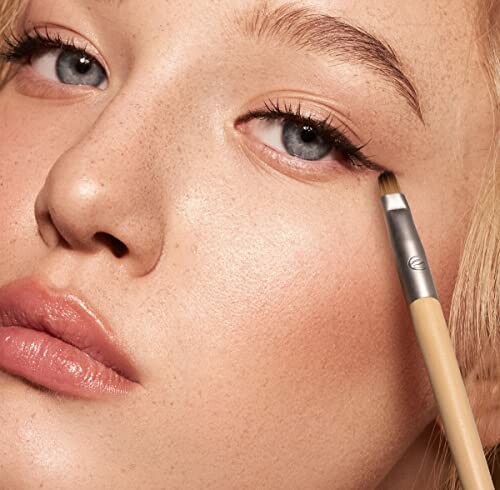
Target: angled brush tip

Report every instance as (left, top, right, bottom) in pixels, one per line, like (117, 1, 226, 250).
(378, 171, 400, 196)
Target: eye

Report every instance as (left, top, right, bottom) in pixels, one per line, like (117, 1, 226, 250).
(235, 99, 382, 172)
(32, 48, 108, 89)
(0, 28, 109, 90)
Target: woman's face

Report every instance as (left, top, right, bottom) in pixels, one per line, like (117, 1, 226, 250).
(0, 0, 494, 488)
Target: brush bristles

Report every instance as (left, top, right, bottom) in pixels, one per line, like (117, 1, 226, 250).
(378, 171, 401, 196)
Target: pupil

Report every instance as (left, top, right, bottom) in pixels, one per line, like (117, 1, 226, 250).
(75, 57, 91, 74)
(300, 126, 316, 143)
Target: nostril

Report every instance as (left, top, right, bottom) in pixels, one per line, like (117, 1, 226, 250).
(93, 232, 129, 258)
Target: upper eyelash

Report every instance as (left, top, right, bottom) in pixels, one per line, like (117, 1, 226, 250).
(237, 98, 383, 171)
(0, 27, 92, 62)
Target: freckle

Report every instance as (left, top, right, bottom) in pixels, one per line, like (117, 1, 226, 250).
(174, 242, 180, 249)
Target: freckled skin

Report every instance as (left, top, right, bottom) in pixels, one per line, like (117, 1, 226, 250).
(0, 0, 494, 489)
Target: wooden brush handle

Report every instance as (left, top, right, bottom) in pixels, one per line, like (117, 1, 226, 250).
(409, 297, 494, 489)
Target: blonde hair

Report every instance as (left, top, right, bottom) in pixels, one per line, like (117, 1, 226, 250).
(439, 0, 500, 488)
(0, 0, 22, 83)
(0, 1, 498, 488)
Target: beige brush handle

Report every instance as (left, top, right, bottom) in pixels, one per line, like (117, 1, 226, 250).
(409, 297, 494, 489)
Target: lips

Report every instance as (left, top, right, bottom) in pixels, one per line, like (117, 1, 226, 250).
(0, 277, 141, 399)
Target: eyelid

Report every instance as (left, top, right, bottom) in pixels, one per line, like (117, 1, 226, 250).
(10, 65, 102, 100)
(238, 91, 365, 141)
(233, 124, 375, 185)
(38, 24, 108, 71)
(239, 107, 366, 160)
(3, 25, 111, 79)
(235, 127, 359, 184)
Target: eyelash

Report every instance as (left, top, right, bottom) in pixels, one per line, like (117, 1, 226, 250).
(237, 99, 381, 171)
(1, 27, 99, 69)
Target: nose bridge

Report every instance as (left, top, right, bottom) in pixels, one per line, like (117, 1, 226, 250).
(35, 90, 166, 276)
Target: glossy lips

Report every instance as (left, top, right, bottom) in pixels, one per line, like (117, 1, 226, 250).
(0, 278, 140, 399)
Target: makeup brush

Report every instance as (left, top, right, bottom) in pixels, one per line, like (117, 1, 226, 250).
(378, 171, 494, 490)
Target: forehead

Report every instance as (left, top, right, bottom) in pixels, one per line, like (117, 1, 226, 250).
(102, 0, 481, 118)
(88, 0, 478, 90)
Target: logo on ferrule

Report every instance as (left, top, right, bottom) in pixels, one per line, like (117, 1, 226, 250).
(408, 256, 426, 270)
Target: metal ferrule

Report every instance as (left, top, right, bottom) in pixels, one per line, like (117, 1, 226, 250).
(381, 193, 438, 304)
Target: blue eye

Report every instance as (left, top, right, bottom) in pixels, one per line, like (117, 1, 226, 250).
(32, 48, 108, 89)
(0, 28, 109, 90)
(56, 50, 107, 87)
(281, 120, 332, 161)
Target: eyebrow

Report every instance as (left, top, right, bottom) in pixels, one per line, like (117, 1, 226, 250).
(235, 2, 424, 122)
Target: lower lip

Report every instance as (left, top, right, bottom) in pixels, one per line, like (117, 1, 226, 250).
(0, 327, 136, 399)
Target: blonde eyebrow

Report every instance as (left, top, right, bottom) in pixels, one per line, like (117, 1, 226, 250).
(235, 2, 424, 122)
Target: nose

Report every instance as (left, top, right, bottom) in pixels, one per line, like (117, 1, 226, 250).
(34, 105, 165, 277)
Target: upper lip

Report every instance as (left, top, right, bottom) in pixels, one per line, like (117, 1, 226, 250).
(0, 277, 140, 383)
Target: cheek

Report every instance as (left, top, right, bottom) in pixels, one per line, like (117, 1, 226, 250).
(204, 203, 435, 417)
(143, 176, 437, 484)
